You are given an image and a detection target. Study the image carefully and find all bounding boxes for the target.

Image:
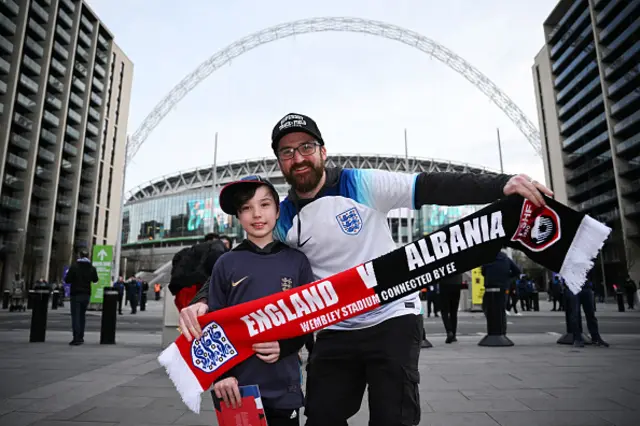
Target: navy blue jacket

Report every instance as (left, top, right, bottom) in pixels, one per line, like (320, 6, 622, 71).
(208, 239, 314, 410)
(481, 251, 521, 290)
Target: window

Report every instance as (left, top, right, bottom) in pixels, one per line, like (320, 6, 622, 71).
(103, 211, 109, 238)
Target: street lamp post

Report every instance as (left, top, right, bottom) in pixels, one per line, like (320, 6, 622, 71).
(113, 136, 130, 281)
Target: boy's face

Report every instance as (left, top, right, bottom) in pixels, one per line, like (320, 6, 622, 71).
(237, 185, 279, 239)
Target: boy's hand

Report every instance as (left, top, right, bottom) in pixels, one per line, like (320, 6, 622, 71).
(252, 341, 280, 363)
(178, 301, 208, 342)
(213, 377, 242, 408)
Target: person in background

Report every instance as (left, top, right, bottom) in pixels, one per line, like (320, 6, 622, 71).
(169, 233, 226, 312)
(140, 281, 149, 311)
(623, 275, 637, 310)
(220, 235, 233, 251)
(550, 274, 564, 311)
(567, 277, 609, 348)
(517, 274, 529, 312)
(506, 278, 520, 316)
(64, 250, 99, 346)
(125, 275, 139, 314)
(438, 273, 462, 343)
(113, 276, 125, 315)
(482, 250, 521, 331)
(154, 282, 162, 301)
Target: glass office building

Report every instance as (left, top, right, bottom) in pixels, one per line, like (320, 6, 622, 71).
(533, 0, 640, 285)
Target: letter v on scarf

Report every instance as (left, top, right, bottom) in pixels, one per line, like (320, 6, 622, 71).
(158, 195, 611, 413)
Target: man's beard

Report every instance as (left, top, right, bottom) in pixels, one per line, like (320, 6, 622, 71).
(283, 158, 325, 194)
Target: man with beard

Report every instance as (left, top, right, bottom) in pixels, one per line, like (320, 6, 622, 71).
(183, 113, 552, 426)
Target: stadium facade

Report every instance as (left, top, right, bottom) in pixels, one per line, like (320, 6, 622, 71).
(532, 0, 640, 284)
(120, 154, 496, 277)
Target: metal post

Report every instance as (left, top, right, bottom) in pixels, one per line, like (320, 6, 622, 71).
(113, 136, 130, 281)
(497, 128, 504, 174)
(211, 132, 218, 233)
(404, 129, 412, 243)
(600, 251, 608, 299)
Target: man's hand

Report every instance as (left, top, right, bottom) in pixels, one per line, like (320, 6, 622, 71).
(178, 301, 208, 342)
(503, 174, 553, 207)
(252, 341, 280, 363)
(213, 377, 242, 408)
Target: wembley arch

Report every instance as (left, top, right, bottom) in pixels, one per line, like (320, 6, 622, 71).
(126, 17, 542, 165)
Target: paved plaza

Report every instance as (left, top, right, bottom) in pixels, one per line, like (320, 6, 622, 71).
(0, 300, 638, 426)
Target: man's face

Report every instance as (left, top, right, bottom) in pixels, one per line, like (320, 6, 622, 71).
(276, 132, 326, 194)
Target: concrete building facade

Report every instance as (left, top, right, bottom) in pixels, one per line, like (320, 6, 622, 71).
(0, 0, 133, 289)
(532, 0, 640, 285)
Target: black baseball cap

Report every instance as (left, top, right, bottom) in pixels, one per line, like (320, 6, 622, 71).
(271, 113, 324, 154)
(218, 175, 280, 216)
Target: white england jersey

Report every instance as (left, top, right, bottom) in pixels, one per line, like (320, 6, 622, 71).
(274, 168, 421, 330)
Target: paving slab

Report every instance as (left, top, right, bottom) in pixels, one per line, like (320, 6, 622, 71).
(1, 329, 639, 425)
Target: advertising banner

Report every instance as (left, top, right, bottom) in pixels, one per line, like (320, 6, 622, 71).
(91, 245, 113, 303)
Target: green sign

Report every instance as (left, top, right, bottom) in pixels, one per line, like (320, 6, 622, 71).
(91, 245, 113, 303)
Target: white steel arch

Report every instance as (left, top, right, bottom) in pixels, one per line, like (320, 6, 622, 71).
(127, 17, 542, 163)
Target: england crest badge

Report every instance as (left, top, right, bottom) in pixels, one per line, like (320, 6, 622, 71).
(191, 322, 238, 374)
(336, 207, 363, 235)
(281, 277, 293, 291)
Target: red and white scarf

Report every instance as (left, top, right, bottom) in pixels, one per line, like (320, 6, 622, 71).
(158, 195, 611, 413)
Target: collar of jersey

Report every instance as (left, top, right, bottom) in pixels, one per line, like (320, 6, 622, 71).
(233, 239, 288, 255)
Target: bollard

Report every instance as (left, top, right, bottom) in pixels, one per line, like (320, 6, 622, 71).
(557, 291, 591, 345)
(2, 290, 9, 309)
(478, 287, 513, 347)
(533, 292, 540, 312)
(29, 289, 50, 343)
(616, 292, 625, 312)
(51, 290, 59, 310)
(100, 288, 119, 344)
(27, 289, 35, 309)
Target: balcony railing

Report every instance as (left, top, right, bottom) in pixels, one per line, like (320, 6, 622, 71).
(1, 0, 20, 15)
(48, 75, 64, 92)
(85, 138, 97, 151)
(38, 147, 56, 163)
(11, 133, 31, 151)
(0, 195, 22, 211)
(24, 36, 44, 58)
(40, 127, 57, 145)
(6, 153, 28, 170)
(63, 142, 78, 156)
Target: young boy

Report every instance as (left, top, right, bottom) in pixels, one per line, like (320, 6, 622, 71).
(179, 175, 313, 426)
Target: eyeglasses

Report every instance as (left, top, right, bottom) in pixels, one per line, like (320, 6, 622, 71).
(277, 141, 320, 160)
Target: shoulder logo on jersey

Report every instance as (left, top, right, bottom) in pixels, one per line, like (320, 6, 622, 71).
(336, 207, 363, 235)
(191, 322, 238, 373)
(281, 277, 293, 291)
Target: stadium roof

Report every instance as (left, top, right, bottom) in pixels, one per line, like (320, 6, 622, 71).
(126, 154, 499, 203)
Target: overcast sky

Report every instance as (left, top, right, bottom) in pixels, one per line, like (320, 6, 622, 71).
(85, 0, 558, 192)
